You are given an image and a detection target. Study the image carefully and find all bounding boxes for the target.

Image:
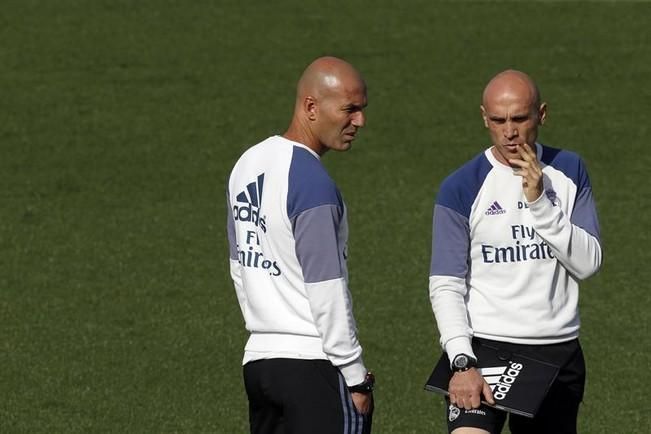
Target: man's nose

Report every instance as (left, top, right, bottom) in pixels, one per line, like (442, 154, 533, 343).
(504, 121, 517, 139)
(352, 111, 365, 128)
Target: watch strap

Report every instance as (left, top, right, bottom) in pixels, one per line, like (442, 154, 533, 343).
(348, 372, 375, 393)
(452, 354, 478, 372)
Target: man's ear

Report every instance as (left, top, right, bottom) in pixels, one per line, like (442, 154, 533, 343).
(538, 102, 547, 125)
(480, 105, 489, 128)
(304, 96, 317, 121)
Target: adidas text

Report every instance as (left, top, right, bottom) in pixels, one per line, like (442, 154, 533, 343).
(233, 202, 267, 232)
(493, 362, 523, 401)
(233, 173, 267, 232)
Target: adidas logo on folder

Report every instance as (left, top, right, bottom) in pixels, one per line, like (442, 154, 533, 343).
(233, 173, 267, 232)
(485, 201, 506, 216)
(479, 364, 523, 401)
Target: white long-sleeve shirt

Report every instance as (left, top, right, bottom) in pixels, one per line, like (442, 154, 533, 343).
(429, 143, 602, 362)
(226, 135, 367, 386)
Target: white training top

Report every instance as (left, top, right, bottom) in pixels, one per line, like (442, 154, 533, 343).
(226, 135, 367, 386)
(429, 143, 602, 363)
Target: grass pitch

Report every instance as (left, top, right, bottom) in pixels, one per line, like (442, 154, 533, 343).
(1, 1, 650, 432)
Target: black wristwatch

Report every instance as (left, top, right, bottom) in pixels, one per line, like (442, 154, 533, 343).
(451, 354, 478, 372)
(348, 372, 375, 394)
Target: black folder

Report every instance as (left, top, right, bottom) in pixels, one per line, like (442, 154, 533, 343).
(425, 340, 560, 418)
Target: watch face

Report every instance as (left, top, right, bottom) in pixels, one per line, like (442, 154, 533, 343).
(453, 355, 468, 369)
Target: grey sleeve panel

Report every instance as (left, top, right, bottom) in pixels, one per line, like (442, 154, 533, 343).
(430, 204, 470, 278)
(226, 191, 238, 261)
(292, 204, 344, 283)
(570, 186, 600, 242)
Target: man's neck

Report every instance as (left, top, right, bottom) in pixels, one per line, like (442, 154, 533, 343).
(283, 122, 325, 156)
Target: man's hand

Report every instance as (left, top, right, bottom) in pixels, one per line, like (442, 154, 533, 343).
(351, 392, 373, 415)
(509, 143, 544, 202)
(448, 368, 495, 410)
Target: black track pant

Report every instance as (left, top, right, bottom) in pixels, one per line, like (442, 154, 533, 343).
(446, 338, 585, 434)
(244, 358, 372, 434)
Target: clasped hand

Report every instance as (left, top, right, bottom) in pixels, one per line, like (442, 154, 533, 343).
(448, 368, 495, 410)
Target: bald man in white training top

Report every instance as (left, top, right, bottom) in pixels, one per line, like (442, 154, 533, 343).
(227, 56, 374, 434)
(429, 70, 601, 434)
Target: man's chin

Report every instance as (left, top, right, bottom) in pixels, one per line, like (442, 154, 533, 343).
(334, 141, 352, 152)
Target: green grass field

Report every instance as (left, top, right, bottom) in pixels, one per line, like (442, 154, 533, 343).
(2, 1, 650, 432)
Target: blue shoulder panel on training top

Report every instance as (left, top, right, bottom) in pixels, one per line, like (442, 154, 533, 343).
(540, 144, 600, 240)
(540, 145, 589, 190)
(435, 152, 493, 218)
(287, 146, 342, 219)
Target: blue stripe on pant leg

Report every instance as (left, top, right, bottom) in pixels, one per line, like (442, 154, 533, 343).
(338, 372, 366, 434)
(348, 390, 357, 434)
(338, 374, 351, 434)
(355, 409, 364, 434)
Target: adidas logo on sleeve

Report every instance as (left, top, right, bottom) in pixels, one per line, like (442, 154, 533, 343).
(233, 174, 267, 232)
(231, 172, 282, 276)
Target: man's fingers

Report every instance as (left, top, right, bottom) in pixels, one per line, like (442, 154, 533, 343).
(463, 397, 473, 410)
(517, 144, 531, 161)
(508, 160, 525, 175)
(520, 143, 536, 160)
(482, 382, 495, 405)
(508, 158, 531, 170)
(449, 371, 490, 410)
(509, 161, 529, 178)
(509, 159, 539, 179)
(452, 394, 483, 410)
(351, 392, 372, 415)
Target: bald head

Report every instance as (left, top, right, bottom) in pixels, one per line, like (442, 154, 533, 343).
(284, 56, 367, 155)
(482, 69, 541, 108)
(480, 70, 547, 166)
(296, 56, 366, 101)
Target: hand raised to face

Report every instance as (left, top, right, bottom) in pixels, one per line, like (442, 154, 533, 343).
(508, 143, 544, 203)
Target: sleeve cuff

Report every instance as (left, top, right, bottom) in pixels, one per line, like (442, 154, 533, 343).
(338, 357, 367, 387)
(525, 190, 546, 206)
(444, 336, 475, 368)
(527, 189, 557, 222)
